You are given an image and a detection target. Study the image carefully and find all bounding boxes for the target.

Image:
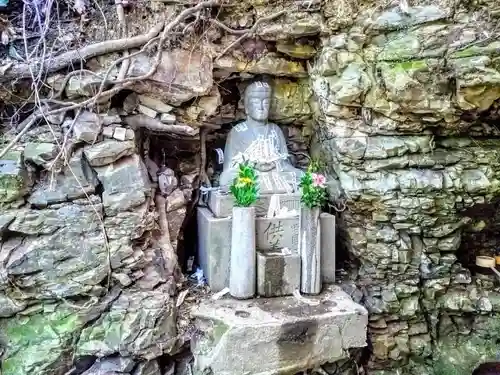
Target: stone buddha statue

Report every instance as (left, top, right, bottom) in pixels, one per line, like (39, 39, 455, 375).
(218, 81, 304, 194)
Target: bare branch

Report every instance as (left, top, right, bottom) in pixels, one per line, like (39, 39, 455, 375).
(0, 23, 165, 82)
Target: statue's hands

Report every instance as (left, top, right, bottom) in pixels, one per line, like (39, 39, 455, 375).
(254, 161, 275, 172)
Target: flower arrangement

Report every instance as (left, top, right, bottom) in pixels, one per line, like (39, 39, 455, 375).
(299, 166, 327, 209)
(229, 161, 259, 207)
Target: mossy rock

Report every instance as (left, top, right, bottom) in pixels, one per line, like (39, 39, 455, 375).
(449, 41, 500, 59)
(0, 304, 85, 375)
(269, 78, 312, 123)
(0, 151, 28, 205)
(431, 336, 499, 375)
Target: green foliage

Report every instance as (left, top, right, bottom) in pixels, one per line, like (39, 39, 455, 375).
(308, 157, 326, 173)
(299, 165, 327, 209)
(229, 161, 259, 207)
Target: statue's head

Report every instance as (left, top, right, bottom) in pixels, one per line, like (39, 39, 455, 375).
(244, 81, 272, 122)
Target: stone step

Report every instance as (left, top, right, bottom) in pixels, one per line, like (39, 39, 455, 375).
(191, 285, 368, 375)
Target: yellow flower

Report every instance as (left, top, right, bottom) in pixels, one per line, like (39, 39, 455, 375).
(236, 177, 253, 187)
(237, 177, 253, 185)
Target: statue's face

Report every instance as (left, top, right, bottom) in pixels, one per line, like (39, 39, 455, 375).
(245, 89, 271, 121)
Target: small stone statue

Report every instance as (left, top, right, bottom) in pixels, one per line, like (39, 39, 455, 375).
(219, 81, 304, 194)
(158, 166, 177, 196)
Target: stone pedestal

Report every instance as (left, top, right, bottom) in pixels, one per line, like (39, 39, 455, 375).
(257, 250, 300, 297)
(207, 191, 301, 218)
(197, 191, 337, 292)
(191, 285, 368, 375)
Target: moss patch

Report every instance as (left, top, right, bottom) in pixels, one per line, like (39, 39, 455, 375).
(0, 151, 27, 204)
(1, 305, 84, 375)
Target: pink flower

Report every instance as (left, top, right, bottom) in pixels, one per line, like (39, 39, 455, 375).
(311, 173, 326, 188)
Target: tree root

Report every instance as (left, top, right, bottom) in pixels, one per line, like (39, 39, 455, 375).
(155, 194, 182, 280)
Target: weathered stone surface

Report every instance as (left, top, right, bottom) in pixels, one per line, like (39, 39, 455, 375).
(113, 127, 128, 141)
(77, 290, 177, 359)
(256, 11, 324, 40)
(23, 142, 58, 167)
(0, 151, 28, 206)
(308, 2, 500, 372)
(84, 140, 135, 166)
(28, 149, 98, 206)
(276, 41, 317, 59)
(268, 78, 312, 123)
(138, 95, 174, 113)
(132, 360, 161, 375)
(0, 304, 88, 375)
(81, 356, 135, 375)
(104, 200, 153, 242)
(128, 50, 213, 106)
(182, 87, 221, 123)
(138, 104, 158, 118)
(0, 294, 27, 317)
(94, 154, 151, 214)
(72, 111, 102, 143)
(215, 53, 307, 77)
(160, 113, 176, 124)
(191, 285, 368, 375)
(5, 2, 500, 374)
(3, 198, 108, 298)
(257, 250, 300, 297)
(166, 188, 186, 212)
(66, 73, 108, 98)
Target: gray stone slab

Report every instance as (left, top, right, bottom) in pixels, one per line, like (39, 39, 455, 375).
(198, 207, 337, 292)
(321, 212, 336, 283)
(207, 191, 301, 218)
(257, 250, 300, 297)
(191, 285, 368, 375)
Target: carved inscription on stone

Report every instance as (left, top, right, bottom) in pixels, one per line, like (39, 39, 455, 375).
(264, 221, 284, 249)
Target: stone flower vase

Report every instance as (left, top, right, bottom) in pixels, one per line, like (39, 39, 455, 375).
(229, 206, 256, 299)
(299, 206, 321, 295)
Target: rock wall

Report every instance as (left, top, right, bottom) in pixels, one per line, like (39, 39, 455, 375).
(2, 0, 500, 374)
(309, 0, 500, 374)
(0, 115, 195, 374)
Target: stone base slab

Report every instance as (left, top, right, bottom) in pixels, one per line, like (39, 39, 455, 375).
(191, 285, 368, 375)
(257, 250, 300, 297)
(207, 191, 301, 218)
